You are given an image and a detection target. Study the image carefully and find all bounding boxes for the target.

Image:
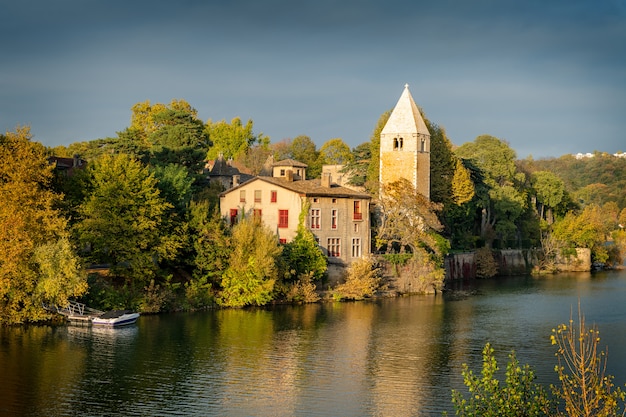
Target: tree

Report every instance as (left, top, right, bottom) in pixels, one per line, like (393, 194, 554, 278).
(377, 178, 444, 256)
(552, 204, 609, 263)
(148, 108, 209, 172)
(532, 171, 565, 223)
(205, 117, 266, 161)
(280, 202, 327, 282)
(74, 153, 177, 284)
(289, 135, 321, 178)
(366, 110, 391, 188)
(428, 120, 456, 205)
(455, 135, 527, 247)
(0, 127, 87, 324)
(451, 343, 551, 417)
(319, 138, 353, 165)
(341, 142, 371, 187)
(550, 308, 626, 417)
(451, 158, 475, 205)
(219, 217, 282, 307)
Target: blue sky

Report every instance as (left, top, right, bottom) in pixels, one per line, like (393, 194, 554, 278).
(2, 0, 625, 159)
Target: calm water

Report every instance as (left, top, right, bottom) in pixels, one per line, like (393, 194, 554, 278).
(2, 270, 626, 417)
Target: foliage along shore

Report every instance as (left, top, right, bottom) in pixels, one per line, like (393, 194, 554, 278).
(2, 98, 625, 324)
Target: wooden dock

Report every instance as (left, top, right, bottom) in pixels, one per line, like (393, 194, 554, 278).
(45, 300, 104, 326)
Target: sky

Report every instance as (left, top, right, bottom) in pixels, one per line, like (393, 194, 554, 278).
(2, 0, 625, 159)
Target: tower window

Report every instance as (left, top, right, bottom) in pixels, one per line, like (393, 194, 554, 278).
(393, 137, 404, 150)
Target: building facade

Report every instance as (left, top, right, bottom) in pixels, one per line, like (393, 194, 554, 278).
(219, 161, 371, 266)
(379, 84, 431, 199)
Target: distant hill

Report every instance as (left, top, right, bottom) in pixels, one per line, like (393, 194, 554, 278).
(523, 153, 626, 209)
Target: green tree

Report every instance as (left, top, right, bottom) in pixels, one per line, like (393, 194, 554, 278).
(319, 138, 353, 165)
(451, 343, 551, 417)
(289, 135, 322, 178)
(341, 142, 371, 187)
(455, 135, 527, 247)
(206, 117, 266, 161)
(219, 217, 282, 307)
(366, 110, 391, 189)
(74, 153, 177, 284)
(532, 171, 565, 223)
(552, 204, 610, 263)
(281, 202, 327, 282)
(0, 127, 87, 324)
(428, 120, 456, 205)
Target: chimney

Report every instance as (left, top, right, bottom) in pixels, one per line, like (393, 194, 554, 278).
(233, 175, 240, 187)
(321, 172, 331, 188)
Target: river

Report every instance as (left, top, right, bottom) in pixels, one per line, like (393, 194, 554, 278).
(1, 269, 626, 416)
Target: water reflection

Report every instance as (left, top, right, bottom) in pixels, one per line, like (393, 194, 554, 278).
(1, 270, 626, 416)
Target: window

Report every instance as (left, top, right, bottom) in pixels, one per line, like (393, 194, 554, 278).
(271, 190, 277, 203)
(313, 198, 319, 203)
(310, 208, 321, 229)
(279, 238, 287, 244)
(280, 169, 285, 176)
(254, 190, 262, 203)
(331, 209, 338, 229)
(327, 238, 341, 257)
(353, 200, 362, 220)
(278, 210, 289, 228)
(239, 190, 246, 203)
(332, 198, 337, 204)
(351, 238, 361, 258)
(229, 209, 238, 225)
(354, 223, 359, 233)
(253, 208, 262, 219)
(393, 137, 404, 150)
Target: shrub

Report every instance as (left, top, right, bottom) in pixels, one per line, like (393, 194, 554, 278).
(333, 256, 382, 301)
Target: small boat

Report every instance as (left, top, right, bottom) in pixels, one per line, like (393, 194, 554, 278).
(92, 310, 140, 327)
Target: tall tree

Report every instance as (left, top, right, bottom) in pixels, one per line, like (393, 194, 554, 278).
(289, 135, 321, 178)
(366, 110, 391, 188)
(219, 217, 282, 307)
(74, 153, 178, 284)
(0, 127, 87, 324)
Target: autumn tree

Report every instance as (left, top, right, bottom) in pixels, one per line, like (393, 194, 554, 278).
(0, 127, 87, 324)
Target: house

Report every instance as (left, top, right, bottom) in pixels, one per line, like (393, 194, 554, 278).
(219, 159, 372, 266)
(206, 153, 253, 189)
(48, 155, 87, 177)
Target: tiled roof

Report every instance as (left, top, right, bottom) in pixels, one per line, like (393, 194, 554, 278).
(221, 176, 372, 199)
(273, 158, 308, 168)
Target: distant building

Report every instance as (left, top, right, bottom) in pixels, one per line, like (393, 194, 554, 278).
(379, 84, 431, 199)
(219, 159, 371, 266)
(48, 155, 86, 176)
(206, 153, 253, 189)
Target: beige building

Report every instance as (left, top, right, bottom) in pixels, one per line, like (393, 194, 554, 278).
(380, 84, 431, 199)
(220, 160, 372, 266)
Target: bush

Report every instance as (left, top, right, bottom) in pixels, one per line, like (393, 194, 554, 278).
(333, 256, 382, 301)
(450, 343, 551, 417)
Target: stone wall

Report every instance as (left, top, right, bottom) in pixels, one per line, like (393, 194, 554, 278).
(445, 248, 590, 280)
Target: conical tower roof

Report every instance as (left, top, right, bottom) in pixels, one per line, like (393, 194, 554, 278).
(381, 84, 430, 136)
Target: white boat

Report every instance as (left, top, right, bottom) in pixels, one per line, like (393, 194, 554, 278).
(92, 310, 140, 327)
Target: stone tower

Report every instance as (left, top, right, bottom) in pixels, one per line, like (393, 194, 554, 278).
(379, 84, 431, 199)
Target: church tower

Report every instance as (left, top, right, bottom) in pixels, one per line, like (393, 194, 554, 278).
(379, 84, 431, 199)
